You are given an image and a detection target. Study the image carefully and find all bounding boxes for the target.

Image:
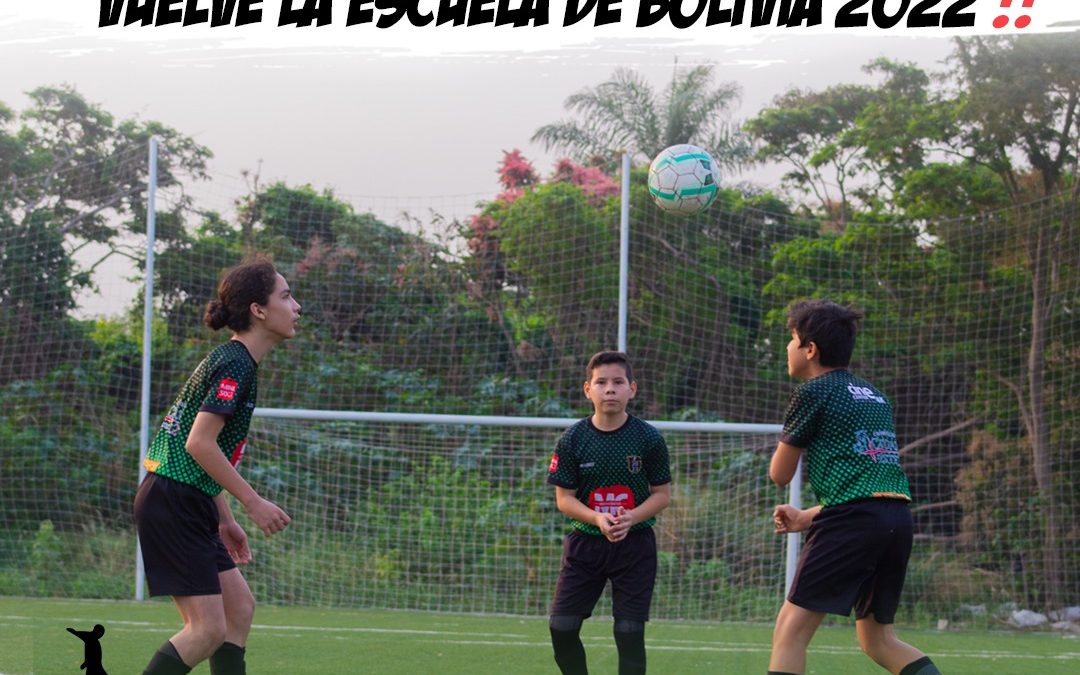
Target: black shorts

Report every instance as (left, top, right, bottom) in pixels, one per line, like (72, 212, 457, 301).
(550, 528, 658, 622)
(788, 498, 913, 624)
(133, 473, 235, 597)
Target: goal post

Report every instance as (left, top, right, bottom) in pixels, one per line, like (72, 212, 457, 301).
(231, 411, 788, 620)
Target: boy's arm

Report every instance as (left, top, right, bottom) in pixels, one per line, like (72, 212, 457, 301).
(769, 441, 803, 487)
(773, 504, 822, 534)
(554, 486, 616, 535)
(187, 411, 290, 536)
(214, 493, 253, 564)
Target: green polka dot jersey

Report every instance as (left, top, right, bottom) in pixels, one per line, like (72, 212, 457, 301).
(782, 370, 910, 508)
(547, 416, 672, 536)
(145, 340, 258, 496)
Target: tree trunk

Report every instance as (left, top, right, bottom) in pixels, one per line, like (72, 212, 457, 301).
(1026, 216, 1061, 608)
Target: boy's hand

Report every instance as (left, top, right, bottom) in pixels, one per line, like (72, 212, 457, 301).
(609, 505, 630, 542)
(245, 496, 291, 536)
(772, 504, 811, 534)
(596, 511, 622, 541)
(220, 520, 252, 564)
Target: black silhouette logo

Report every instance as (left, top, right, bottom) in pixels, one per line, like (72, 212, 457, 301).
(67, 624, 108, 675)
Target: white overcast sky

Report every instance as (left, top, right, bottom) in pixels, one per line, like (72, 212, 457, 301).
(2, 2, 1077, 314)
(3, 2, 1076, 196)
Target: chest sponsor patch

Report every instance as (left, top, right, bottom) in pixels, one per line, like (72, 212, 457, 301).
(627, 455, 642, 473)
(217, 378, 239, 401)
(588, 485, 635, 515)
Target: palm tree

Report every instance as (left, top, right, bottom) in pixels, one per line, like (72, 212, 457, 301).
(532, 63, 752, 175)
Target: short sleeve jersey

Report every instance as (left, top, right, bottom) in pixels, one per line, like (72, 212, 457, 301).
(782, 369, 910, 508)
(547, 415, 672, 536)
(144, 340, 258, 496)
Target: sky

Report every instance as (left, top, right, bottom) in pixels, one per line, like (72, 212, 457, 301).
(2, 1, 1077, 314)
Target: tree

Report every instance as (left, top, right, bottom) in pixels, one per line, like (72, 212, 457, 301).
(938, 34, 1080, 603)
(0, 85, 210, 382)
(532, 64, 752, 176)
(745, 59, 942, 226)
(750, 33, 1080, 606)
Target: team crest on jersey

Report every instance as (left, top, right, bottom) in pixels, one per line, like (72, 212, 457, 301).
(626, 455, 642, 474)
(549, 453, 559, 473)
(217, 378, 239, 401)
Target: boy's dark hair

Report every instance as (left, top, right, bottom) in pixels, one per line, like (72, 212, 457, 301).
(204, 256, 280, 332)
(786, 299, 864, 368)
(585, 351, 634, 382)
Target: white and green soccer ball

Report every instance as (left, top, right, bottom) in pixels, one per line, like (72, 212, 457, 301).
(647, 144, 718, 215)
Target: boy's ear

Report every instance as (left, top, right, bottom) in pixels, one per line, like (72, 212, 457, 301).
(628, 380, 638, 398)
(805, 340, 820, 362)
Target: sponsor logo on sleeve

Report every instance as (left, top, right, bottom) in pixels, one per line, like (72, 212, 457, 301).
(217, 378, 239, 401)
(549, 453, 559, 473)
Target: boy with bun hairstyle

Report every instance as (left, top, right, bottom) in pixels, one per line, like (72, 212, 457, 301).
(135, 257, 300, 675)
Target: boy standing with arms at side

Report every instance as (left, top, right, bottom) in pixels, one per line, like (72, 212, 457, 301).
(768, 300, 941, 675)
(547, 351, 672, 675)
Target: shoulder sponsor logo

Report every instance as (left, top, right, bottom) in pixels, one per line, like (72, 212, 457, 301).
(847, 384, 885, 403)
(217, 378, 239, 401)
(549, 453, 559, 473)
(853, 430, 899, 464)
(588, 485, 635, 515)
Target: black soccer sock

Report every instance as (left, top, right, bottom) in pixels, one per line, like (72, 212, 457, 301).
(899, 656, 941, 675)
(766, 671, 800, 675)
(613, 619, 646, 675)
(550, 615, 588, 675)
(209, 641, 247, 675)
(142, 640, 192, 675)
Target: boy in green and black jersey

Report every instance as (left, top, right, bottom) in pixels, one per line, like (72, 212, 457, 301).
(547, 351, 671, 675)
(767, 300, 940, 675)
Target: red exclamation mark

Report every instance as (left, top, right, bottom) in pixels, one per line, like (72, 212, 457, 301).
(1016, 0, 1034, 29)
(994, 0, 1034, 30)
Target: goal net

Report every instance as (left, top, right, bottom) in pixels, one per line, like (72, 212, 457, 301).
(241, 416, 784, 621)
(1, 144, 1077, 626)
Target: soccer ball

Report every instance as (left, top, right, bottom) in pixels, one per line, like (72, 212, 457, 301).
(647, 144, 718, 214)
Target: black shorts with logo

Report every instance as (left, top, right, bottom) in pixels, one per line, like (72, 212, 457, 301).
(788, 498, 913, 624)
(134, 473, 235, 597)
(550, 527, 658, 622)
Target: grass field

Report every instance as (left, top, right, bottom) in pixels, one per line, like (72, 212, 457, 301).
(1, 597, 1077, 674)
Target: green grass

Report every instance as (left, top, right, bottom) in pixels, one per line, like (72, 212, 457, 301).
(2, 597, 1077, 674)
